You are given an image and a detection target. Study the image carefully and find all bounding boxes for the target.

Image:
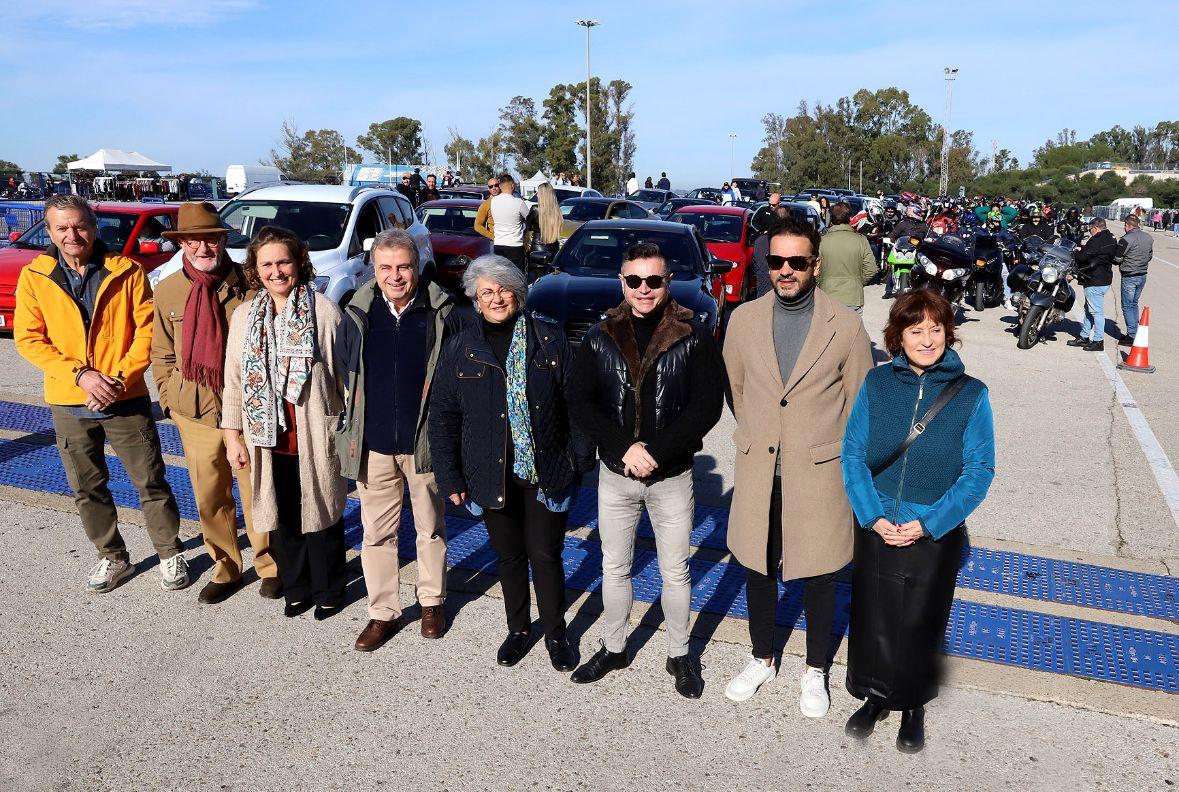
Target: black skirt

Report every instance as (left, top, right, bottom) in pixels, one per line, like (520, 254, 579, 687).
(845, 525, 967, 710)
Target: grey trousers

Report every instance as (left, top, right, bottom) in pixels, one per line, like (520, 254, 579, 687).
(597, 467, 694, 657)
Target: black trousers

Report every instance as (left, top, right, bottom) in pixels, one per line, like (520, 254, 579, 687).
(745, 475, 836, 668)
(482, 477, 568, 640)
(493, 244, 525, 270)
(270, 452, 347, 607)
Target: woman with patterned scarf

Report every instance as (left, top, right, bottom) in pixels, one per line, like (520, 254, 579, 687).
(429, 255, 591, 672)
(221, 226, 348, 620)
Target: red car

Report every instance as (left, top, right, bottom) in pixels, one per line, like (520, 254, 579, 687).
(0, 202, 180, 331)
(667, 205, 755, 304)
(416, 199, 492, 293)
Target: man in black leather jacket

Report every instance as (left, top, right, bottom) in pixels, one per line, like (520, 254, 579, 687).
(566, 241, 725, 699)
(1068, 218, 1117, 351)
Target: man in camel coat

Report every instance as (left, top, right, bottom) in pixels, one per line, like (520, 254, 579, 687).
(721, 215, 873, 717)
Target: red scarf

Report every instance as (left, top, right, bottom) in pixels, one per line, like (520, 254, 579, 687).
(180, 256, 231, 393)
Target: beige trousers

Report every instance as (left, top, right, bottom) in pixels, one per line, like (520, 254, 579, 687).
(355, 450, 447, 620)
(172, 413, 276, 583)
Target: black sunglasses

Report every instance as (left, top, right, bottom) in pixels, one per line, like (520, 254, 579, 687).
(621, 273, 669, 290)
(766, 254, 815, 271)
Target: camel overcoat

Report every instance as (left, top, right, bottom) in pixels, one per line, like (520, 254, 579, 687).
(724, 287, 873, 579)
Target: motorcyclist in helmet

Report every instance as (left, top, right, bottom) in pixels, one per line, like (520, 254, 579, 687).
(1057, 206, 1085, 245)
(1016, 205, 1056, 242)
(883, 204, 930, 298)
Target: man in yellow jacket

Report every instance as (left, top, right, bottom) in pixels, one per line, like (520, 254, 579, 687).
(15, 195, 187, 594)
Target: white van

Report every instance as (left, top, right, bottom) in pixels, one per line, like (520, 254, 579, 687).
(225, 165, 283, 195)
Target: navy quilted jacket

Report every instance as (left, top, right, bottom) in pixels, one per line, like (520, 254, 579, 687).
(428, 314, 591, 509)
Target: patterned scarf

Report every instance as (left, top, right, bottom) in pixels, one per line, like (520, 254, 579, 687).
(241, 284, 315, 447)
(505, 315, 538, 484)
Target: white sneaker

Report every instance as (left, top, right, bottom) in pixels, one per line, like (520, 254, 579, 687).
(799, 666, 830, 718)
(724, 654, 777, 702)
(86, 558, 133, 594)
(1002, 297, 1014, 310)
(160, 553, 189, 591)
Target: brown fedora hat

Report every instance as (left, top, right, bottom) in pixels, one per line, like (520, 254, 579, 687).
(163, 201, 229, 239)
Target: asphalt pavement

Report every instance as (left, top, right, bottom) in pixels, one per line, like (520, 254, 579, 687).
(0, 227, 1177, 790)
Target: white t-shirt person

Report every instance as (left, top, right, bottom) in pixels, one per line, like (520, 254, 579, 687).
(489, 192, 530, 248)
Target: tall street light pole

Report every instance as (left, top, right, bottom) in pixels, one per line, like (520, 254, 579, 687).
(576, 19, 599, 190)
(728, 133, 736, 181)
(938, 67, 958, 197)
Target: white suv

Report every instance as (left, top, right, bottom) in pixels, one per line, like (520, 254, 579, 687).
(148, 184, 433, 304)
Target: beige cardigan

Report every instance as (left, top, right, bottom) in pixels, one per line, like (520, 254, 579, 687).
(221, 292, 346, 535)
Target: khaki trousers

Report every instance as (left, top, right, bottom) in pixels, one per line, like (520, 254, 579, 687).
(355, 450, 447, 620)
(51, 405, 182, 563)
(172, 413, 276, 583)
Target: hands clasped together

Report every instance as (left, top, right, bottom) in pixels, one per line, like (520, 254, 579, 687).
(871, 517, 924, 547)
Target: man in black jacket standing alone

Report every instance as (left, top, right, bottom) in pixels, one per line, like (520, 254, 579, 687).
(1069, 217, 1118, 351)
(567, 241, 725, 698)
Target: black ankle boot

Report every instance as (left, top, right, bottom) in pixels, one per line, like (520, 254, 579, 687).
(896, 707, 925, 753)
(844, 699, 888, 739)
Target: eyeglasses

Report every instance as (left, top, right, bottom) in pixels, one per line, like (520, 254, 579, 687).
(766, 254, 815, 272)
(487, 183, 501, 190)
(477, 287, 513, 304)
(621, 273, 669, 290)
(180, 237, 223, 248)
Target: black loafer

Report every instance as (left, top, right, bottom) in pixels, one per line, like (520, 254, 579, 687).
(896, 707, 926, 753)
(666, 654, 704, 699)
(845, 700, 888, 739)
(570, 644, 629, 684)
(283, 600, 313, 618)
(197, 578, 242, 605)
(313, 604, 343, 621)
(496, 631, 531, 666)
(1083, 341, 1105, 352)
(545, 636, 578, 672)
(1066, 337, 1089, 347)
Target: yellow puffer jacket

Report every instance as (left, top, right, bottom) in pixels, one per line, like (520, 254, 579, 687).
(14, 248, 154, 405)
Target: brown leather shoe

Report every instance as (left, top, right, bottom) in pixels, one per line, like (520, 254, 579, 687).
(354, 618, 400, 652)
(420, 605, 446, 639)
(258, 577, 283, 600)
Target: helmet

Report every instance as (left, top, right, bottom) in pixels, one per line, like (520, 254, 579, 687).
(1065, 206, 1080, 222)
(906, 204, 923, 219)
(1030, 206, 1042, 220)
(900, 191, 917, 204)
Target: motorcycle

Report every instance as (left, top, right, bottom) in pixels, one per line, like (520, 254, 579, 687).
(1006, 237, 1078, 349)
(885, 234, 919, 297)
(909, 232, 974, 305)
(963, 230, 1007, 312)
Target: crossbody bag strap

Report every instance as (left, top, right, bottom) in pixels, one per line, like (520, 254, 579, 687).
(869, 374, 973, 477)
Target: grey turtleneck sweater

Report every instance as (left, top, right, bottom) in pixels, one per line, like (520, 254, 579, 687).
(772, 282, 815, 473)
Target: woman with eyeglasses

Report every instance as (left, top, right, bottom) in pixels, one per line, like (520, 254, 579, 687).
(428, 254, 589, 671)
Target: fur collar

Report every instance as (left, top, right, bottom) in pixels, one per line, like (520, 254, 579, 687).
(601, 299, 694, 436)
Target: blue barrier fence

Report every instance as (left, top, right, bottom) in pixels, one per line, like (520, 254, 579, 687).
(0, 202, 45, 239)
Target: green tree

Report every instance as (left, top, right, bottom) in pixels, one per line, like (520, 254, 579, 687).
(52, 154, 80, 175)
(542, 85, 582, 177)
(0, 159, 21, 174)
(443, 128, 477, 178)
(467, 131, 510, 182)
(355, 117, 424, 164)
(498, 97, 546, 176)
(265, 121, 354, 183)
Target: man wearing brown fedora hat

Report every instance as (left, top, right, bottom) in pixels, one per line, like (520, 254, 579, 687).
(151, 202, 281, 604)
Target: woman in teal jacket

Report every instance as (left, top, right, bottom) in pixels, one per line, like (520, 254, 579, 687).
(840, 289, 995, 754)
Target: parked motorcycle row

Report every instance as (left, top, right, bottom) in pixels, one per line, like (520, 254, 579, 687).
(870, 196, 1091, 351)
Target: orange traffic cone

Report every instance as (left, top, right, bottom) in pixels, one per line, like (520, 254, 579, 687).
(1117, 306, 1155, 374)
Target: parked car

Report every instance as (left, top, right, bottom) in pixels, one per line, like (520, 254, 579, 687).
(0, 202, 179, 331)
(148, 184, 433, 305)
(525, 219, 731, 345)
(416, 198, 491, 292)
(731, 178, 771, 201)
(666, 205, 755, 305)
(654, 196, 715, 219)
(523, 184, 603, 202)
(438, 185, 491, 200)
(625, 188, 677, 211)
(747, 200, 825, 232)
(686, 187, 725, 203)
(225, 164, 283, 195)
(560, 197, 652, 240)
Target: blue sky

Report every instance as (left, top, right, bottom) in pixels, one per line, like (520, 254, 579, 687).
(2, 0, 1174, 187)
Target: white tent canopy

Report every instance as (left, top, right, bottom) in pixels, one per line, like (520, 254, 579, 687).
(520, 169, 550, 199)
(68, 149, 171, 173)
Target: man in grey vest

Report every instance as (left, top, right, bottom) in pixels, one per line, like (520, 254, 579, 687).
(1117, 214, 1153, 345)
